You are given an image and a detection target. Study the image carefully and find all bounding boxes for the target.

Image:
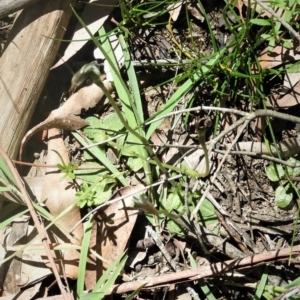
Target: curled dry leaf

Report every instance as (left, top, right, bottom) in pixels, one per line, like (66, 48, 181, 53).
(40, 128, 83, 279)
(85, 184, 144, 290)
(20, 80, 113, 161)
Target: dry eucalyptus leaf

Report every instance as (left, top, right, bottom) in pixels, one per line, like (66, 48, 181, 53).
(40, 128, 83, 279)
(258, 45, 300, 70)
(20, 81, 113, 161)
(267, 79, 300, 108)
(85, 184, 144, 290)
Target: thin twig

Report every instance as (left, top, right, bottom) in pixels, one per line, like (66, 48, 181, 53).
(147, 226, 181, 272)
(0, 145, 72, 300)
(12, 160, 106, 169)
(191, 120, 250, 221)
(254, 0, 300, 42)
(213, 149, 298, 167)
(145, 105, 248, 126)
(70, 174, 182, 233)
(107, 245, 300, 295)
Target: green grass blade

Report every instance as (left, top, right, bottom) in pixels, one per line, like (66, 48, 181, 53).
(119, 33, 144, 124)
(0, 206, 28, 230)
(72, 132, 128, 186)
(79, 292, 105, 300)
(72, 8, 152, 185)
(254, 265, 268, 300)
(125, 283, 146, 300)
(285, 275, 300, 288)
(71, 7, 137, 128)
(188, 252, 216, 300)
(98, 27, 141, 129)
(146, 49, 226, 139)
(92, 251, 127, 298)
(77, 215, 94, 298)
(0, 155, 17, 185)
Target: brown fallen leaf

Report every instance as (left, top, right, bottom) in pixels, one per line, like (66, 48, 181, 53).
(40, 128, 83, 279)
(85, 184, 143, 290)
(256, 44, 300, 109)
(266, 79, 300, 108)
(20, 80, 113, 161)
(258, 45, 300, 70)
(0, 282, 42, 300)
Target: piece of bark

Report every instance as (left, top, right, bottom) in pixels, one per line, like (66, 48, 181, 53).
(0, 0, 43, 19)
(0, 0, 74, 159)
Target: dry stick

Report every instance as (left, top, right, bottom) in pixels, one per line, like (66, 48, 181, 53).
(147, 226, 181, 272)
(84, 106, 300, 165)
(147, 107, 300, 133)
(108, 245, 300, 294)
(12, 160, 106, 169)
(145, 105, 248, 126)
(253, 0, 300, 43)
(192, 109, 300, 220)
(191, 119, 250, 221)
(215, 210, 250, 254)
(213, 149, 298, 167)
(0, 146, 72, 300)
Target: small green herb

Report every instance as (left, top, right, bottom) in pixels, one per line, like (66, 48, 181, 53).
(53, 150, 78, 181)
(266, 157, 300, 208)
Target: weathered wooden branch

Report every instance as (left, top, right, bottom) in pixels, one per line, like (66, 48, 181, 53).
(0, 0, 75, 158)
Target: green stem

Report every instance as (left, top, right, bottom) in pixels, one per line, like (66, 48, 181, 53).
(71, 64, 176, 195)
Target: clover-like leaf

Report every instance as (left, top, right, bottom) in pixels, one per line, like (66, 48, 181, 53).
(275, 185, 293, 209)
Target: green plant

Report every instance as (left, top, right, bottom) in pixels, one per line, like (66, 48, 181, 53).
(75, 172, 119, 208)
(189, 252, 217, 300)
(266, 157, 300, 208)
(77, 216, 128, 300)
(53, 150, 78, 180)
(134, 187, 219, 235)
